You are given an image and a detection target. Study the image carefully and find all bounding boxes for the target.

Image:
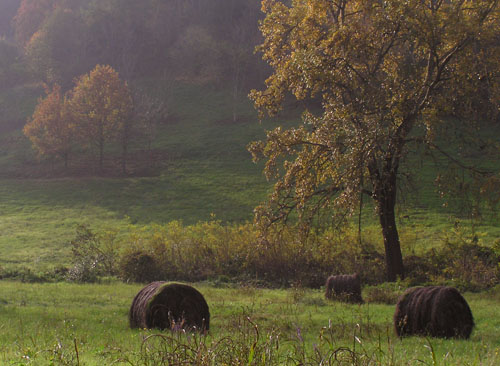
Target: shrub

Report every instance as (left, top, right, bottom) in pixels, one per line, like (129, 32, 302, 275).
(112, 221, 389, 287)
(81, 219, 499, 289)
(364, 282, 405, 305)
(67, 260, 100, 283)
(403, 255, 436, 286)
(67, 224, 119, 282)
(0, 266, 69, 283)
(118, 250, 161, 283)
(434, 226, 500, 291)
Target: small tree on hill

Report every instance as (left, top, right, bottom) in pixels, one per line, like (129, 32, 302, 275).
(69, 64, 132, 172)
(250, 0, 500, 281)
(23, 83, 73, 168)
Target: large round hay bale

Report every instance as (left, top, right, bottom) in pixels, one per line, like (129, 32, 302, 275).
(325, 274, 363, 303)
(129, 282, 210, 331)
(394, 286, 474, 339)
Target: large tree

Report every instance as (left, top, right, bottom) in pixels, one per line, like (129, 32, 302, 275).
(250, 0, 500, 281)
(69, 64, 132, 171)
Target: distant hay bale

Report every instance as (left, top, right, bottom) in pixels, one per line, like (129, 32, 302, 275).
(325, 274, 363, 303)
(129, 282, 210, 332)
(394, 286, 474, 339)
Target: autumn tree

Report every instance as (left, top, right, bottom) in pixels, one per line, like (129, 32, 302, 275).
(25, 6, 89, 87)
(250, 0, 500, 281)
(23, 83, 73, 167)
(13, 0, 57, 47)
(83, 0, 151, 80)
(69, 65, 132, 172)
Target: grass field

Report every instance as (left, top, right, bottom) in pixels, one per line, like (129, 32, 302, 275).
(1, 82, 499, 274)
(0, 281, 498, 365)
(0, 80, 499, 364)
(0, 84, 276, 271)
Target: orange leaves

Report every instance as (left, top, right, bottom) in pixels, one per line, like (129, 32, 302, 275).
(24, 65, 133, 169)
(69, 64, 132, 144)
(67, 65, 132, 170)
(14, 0, 58, 47)
(249, 0, 500, 227)
(24, 83, 73, 160)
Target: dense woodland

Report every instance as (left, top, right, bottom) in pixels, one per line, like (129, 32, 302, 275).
(1, 0, 265, 84)
(0, 0, 266, 131)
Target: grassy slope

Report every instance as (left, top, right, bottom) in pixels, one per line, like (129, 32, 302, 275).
(0, 83, 283, 269)
(0, 281, 498, 365)
(0, 82, 499, 271)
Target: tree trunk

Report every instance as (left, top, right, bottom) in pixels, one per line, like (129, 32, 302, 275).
(148, 139, 153, 168)
(122, 120, 131, 175)
(370, 160, 405, 282)
(377, 193, 405, 281)
(99, 139, 104, 172)
(122, 141, 127, 175)
(232, 68, 240, 123)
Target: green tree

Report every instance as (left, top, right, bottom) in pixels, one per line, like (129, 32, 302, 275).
(69, 64, 132, 172)
(13, 0, 57, 47)
(250, 0, 500, 281)
(24, 6, 89, 88)
(23, 83, 73, 168)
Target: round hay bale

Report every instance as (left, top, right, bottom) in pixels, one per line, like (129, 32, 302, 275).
(394, 286, 474, 339)
(129, 282, 210, 332)
(325, 274, 363, 303)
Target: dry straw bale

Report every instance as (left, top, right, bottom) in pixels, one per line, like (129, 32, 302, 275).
(325, 274, 363, 303)
(129, 282, 210, 331)
(394, 286, 474, 339)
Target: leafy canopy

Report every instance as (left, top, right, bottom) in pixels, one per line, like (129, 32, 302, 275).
(250, 0, 499, 280)
(24, 65, 133, 171)
(69, 64, 132, 152)
(23, 83, 73, 161)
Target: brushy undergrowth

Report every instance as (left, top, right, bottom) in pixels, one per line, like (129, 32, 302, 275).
(118, 321, 390, 366)
(54, 220, 500, 291)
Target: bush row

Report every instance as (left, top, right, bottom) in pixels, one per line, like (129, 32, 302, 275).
(63, 221, 500, 291)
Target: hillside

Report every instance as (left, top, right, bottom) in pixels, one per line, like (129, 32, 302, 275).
(0, 82, 284, 268)
(1, 81, 499, 275)
(0, 0, 499, 278)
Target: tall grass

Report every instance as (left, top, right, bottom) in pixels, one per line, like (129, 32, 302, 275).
(0, 281, 498, 365)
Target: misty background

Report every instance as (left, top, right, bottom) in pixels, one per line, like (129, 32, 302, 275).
(0, 0, 268, 134)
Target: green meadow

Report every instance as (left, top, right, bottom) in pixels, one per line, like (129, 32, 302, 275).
(0, 281, 498, 365)
(1, 84, 499, 273)
(1, 0, 499, 364)
(0, 84, 499, 365)
(0, 85, 272, 271)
